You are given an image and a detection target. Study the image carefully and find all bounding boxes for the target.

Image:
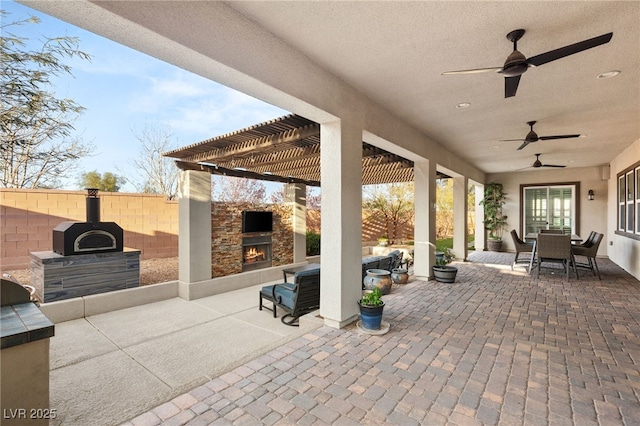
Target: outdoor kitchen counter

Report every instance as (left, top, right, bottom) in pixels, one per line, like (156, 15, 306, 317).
(1, 302, 54, 349)
(1, 279, 55, 425)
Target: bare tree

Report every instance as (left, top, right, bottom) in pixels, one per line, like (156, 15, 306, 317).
(269, 186, 321, 209)
(130, 125, 179, 199)
(213, 176, 266, 203)
(363, 182, 414, 244)
(0, 12, 94, 188)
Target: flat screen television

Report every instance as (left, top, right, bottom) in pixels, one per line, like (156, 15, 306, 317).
(242, 211, 273, 233)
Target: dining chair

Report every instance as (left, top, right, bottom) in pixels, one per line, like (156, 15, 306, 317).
(510, 229, 534, 271)
(572, 232, 603, 280)
(576, 231, 597, 248)
(534, 233, 579, 280)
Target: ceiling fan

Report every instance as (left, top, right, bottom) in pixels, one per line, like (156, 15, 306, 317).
(521, 153, 566, 170)
(442, 29, 613, 98)
(501, 121, 582, 150)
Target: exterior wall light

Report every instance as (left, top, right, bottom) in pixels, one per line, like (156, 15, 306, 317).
(588, 189, 595, 201)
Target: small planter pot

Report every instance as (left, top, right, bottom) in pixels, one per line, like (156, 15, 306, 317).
(432, 265, 458, 283)
(358, 301, 385, 330)
(363, 269, 393, 295)
(391, 268, 409, 284)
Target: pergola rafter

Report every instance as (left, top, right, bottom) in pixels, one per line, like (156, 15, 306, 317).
(165, 114, 448, 186)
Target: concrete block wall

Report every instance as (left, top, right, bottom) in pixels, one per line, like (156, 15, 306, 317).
(1, 189, 178, 271)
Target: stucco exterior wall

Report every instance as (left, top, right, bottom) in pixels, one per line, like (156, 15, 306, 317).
(608, 137, 640, 280)
(486, 166, 609, 257)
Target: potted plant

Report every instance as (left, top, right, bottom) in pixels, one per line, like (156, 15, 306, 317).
(377, 235, 389, 247)
(358, 287, 385, 330)
(432, 248, 458, 283)
(480, 182, 508, 252)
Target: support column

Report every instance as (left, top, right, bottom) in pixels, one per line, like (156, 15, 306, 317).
(285, 182, 307, 263)
(414, 160, 437, 279)
(320, 118, 362, 329)
(474, 183, 485, 252)
(178, 170, 212, 284)
(452, 176, 469, 260)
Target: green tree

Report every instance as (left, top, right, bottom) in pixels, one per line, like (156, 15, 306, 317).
(0, 11, 94, 188)
(79, 170, 123, 192)
(363, 182, 414, 244)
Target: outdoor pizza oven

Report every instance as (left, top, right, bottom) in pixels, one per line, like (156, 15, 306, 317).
(52, 188, 123, 256)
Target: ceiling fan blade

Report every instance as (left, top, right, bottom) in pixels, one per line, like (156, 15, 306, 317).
(538, 134, 582, 140)
(526, 32, 613, 67)
(516, 141, 530, 150)
(505, 75, 521, 98)
(500, 138, 526, 142)
(442, 67, 502, 75)
(541, 164, 566, 168)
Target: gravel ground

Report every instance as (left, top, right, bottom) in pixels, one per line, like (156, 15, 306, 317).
(3, 256, 179, 287)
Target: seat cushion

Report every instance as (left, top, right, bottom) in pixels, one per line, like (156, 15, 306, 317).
(261, 283, 295, 309)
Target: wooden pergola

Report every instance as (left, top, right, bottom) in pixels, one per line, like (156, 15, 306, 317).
(164, 114, 448, 186)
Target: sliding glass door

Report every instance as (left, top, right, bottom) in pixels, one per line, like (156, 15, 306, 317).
(523, 185, 576, 234)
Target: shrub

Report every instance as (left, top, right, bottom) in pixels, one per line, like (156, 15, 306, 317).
(306, 230, 321, 256)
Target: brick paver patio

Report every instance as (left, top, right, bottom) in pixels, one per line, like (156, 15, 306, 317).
(124, 251, 640, 425)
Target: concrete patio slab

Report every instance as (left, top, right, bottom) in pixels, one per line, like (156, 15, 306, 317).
(49, 318, 119, 370)
(123, 316, 304, 390)
(192, 283, 267, 315)
(50, 350, 171, 426)
(85, 297, 222, 348)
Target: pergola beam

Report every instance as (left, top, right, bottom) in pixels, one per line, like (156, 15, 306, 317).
(181, 123, 320, 164)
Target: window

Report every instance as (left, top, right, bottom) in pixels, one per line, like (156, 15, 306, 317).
(522, 184, 577, 235)
(617, 160, 640, 238)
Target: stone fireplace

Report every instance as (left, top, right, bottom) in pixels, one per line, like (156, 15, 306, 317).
(242, 235, 272, 272)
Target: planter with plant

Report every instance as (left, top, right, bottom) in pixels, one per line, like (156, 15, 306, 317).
(480, 182, 508, 252)
(377, 235, 389, 247)
(358, 287, 385, 330)
(432, 248, 458, 283)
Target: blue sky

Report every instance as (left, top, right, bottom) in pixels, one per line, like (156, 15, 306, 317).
(5, 1, 289, 192)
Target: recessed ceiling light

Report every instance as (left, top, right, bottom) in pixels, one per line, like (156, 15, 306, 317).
(490, 145, 500, 150)
(597, 70, 620, 79)
(456, 102, 471, 109)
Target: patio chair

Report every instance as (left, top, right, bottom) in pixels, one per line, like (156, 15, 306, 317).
(572, 232, 603, 280)
(259, 268, 320, 326)
(510, 229, 534, 271)
(534, 233, 579, 280)
(575, 231, 597, 248)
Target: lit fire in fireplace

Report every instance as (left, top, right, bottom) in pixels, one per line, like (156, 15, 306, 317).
(244, 246, 266, 263)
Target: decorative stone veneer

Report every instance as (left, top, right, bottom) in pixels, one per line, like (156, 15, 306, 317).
(211, 202, 293, 277)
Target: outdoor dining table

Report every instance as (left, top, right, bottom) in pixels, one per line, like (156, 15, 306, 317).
(525, 233, 582, 274)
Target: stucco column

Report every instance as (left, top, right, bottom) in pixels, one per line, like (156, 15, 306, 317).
(285, 182, 307, 263)
(474, 184, 485, 251)
(452, 176, 469, 260)
(178, 170, 212, 284)
(320, 118, 362, 329)
(414, 160, 437, 279)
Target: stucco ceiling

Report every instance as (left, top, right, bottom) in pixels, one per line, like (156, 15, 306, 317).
(21, 1, 640, 175)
